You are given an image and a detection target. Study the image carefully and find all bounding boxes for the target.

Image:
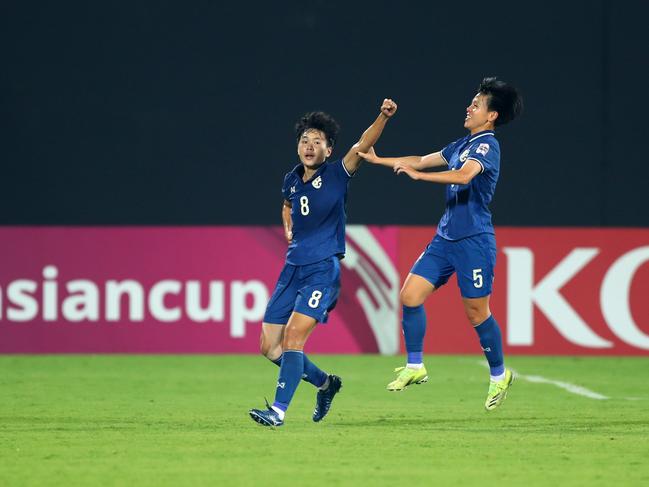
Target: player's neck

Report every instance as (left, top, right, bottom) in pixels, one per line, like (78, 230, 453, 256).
(470, 122, 495, 135)
(302, 163, 323, 181)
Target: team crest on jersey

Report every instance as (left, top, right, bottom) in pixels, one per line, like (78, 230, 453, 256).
(459, 149, 470, 162)
(312, 176, 322, 189)
(476, 143, 490, 156)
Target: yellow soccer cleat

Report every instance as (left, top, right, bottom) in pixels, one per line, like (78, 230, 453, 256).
(485, 369, 514, 411)
(387, 366, 429, 391)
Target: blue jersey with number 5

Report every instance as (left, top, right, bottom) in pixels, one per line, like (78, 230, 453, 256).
(282, 158, 352, 265)
(437, 130, 500, 240)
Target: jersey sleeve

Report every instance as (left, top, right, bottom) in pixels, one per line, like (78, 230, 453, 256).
(440, 137, 463, 165)
(466, 139, 500, 174)
(281, 172, 293, 200)
(328, 158, 352, 181)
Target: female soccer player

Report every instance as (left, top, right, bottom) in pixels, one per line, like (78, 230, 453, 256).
(358, 77, 522, 410)
(249, 99, 398, 427)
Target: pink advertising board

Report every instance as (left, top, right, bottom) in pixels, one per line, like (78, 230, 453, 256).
(0, 226, 400, 354)
(398, 227, 649, 356)
(2, 226, 648, 355)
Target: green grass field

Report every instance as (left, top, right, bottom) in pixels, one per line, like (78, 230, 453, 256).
(1, 355, 648, 486)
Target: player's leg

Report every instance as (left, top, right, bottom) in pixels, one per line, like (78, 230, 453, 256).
(454, 234, 513, 410)
(260, 323, 329, 389)
(259, 263, 330, 389)
(250, 312, 317, 427)
(269, 311, 319, 419)
(462, 294, 505, 378)
(400, 273, 436, 366)
(293, 257, 343, 422)
(387, 237, 453, 391)
(260, 322, 284, 364)
(250, 257, 342, 426)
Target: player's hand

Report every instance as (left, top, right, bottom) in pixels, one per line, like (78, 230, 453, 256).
(381, 98, 397, 118)
(356, 147, 380, 164)
(394, 162, 420, 180)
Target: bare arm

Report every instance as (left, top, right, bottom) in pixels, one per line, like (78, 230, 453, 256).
(342, 99, 397, 175)
(282, 200, 292, 243)
(357, 148, 448, 170)
(394, 159, 482, 185)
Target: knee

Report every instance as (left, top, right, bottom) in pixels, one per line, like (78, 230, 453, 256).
(282, 327, 306, 351)
(400, 288, 425, 308)
(259, 335, 282, 361)
(465, 305, 489, 326)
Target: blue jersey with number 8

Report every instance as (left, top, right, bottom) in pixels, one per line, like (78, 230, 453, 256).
(282, 158, 352, 265)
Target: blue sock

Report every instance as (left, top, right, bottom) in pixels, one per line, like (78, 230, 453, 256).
(473, 315, 505, 377)
(273, 350, 305, 412)
(271, 353, 327, 388)
(402, 304, 426, 364)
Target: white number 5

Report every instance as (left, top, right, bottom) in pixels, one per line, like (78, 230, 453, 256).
(472, 269, 483, 288)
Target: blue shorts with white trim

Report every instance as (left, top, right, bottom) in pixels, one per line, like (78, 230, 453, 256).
(263, 256, 341, 324)
(410, 233, 496, 298)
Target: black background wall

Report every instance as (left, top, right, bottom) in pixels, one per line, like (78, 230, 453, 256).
(2, 0, 648, 226)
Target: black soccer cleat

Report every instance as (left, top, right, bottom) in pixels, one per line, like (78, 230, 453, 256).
(312, 375, 342, 422)
(249, 398, 284, 427)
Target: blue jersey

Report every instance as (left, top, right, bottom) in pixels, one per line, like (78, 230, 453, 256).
(282, 158, 352, 265)
(437, 130, 500, 240)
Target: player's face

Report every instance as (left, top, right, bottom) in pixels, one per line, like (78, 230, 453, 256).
(297, 129, 332, 168)
(464, 93, 497, 132)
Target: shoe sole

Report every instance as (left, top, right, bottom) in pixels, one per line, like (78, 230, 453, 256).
(485, 372, 515, 411)
(249, 410, 282, 427)
(387, 375, 429, 392)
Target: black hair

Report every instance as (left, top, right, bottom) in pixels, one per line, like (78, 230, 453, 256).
(478, 77, 523, 126)
(295, 111, 340, 147)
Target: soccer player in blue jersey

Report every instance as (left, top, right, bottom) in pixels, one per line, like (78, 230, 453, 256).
(249, 98, 398, 427)
(358, 77, 522, 410)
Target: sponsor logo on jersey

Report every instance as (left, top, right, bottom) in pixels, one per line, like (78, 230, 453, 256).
(312, 176, 322, 189)
(290, 186, 296, 194)
(476, 143, 490, 156)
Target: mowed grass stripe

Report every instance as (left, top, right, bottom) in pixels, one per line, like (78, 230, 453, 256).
(1, 355, 648, 487)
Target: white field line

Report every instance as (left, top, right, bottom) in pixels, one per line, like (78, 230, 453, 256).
(477, 362, 609, 400)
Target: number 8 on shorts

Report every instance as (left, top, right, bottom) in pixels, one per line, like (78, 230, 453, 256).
(308, 290, 322, 308)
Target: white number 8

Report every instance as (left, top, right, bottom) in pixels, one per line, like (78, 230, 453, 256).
(300, 196, 310, 215)
(472, 269, 483, 288)
(308, 290, 322, 308)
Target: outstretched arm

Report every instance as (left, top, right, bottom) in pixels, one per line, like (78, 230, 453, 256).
(282, 200, 292, 243)
(342, 99, 397, 175)
(394, 159, 482, 185)
(357, 147, 448, 170)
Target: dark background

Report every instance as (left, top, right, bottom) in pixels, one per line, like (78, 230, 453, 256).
(2, 0, 648, 226)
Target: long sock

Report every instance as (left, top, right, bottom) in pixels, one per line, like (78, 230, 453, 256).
(273, 350, 305, 415)
(402, 304, 426, 366)
(270, 353, 328, 388)
(473, 315, 505, 378)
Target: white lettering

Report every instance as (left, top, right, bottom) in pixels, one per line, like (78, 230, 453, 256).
(7, 280, 38, 321)
(230, 280, 268, 337)
(186, 281, 224, 322)
(600, 246, 649, 349)
(43, 265, 58, 321)
(62, 280, 99, 321)
(149, 280, 182, 322)
(106, 280, 145, 321)
(504, 247, 613, 348)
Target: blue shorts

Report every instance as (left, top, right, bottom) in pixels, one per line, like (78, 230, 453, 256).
(410, 233, 497, 298)
(263, 256, 341, 324)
